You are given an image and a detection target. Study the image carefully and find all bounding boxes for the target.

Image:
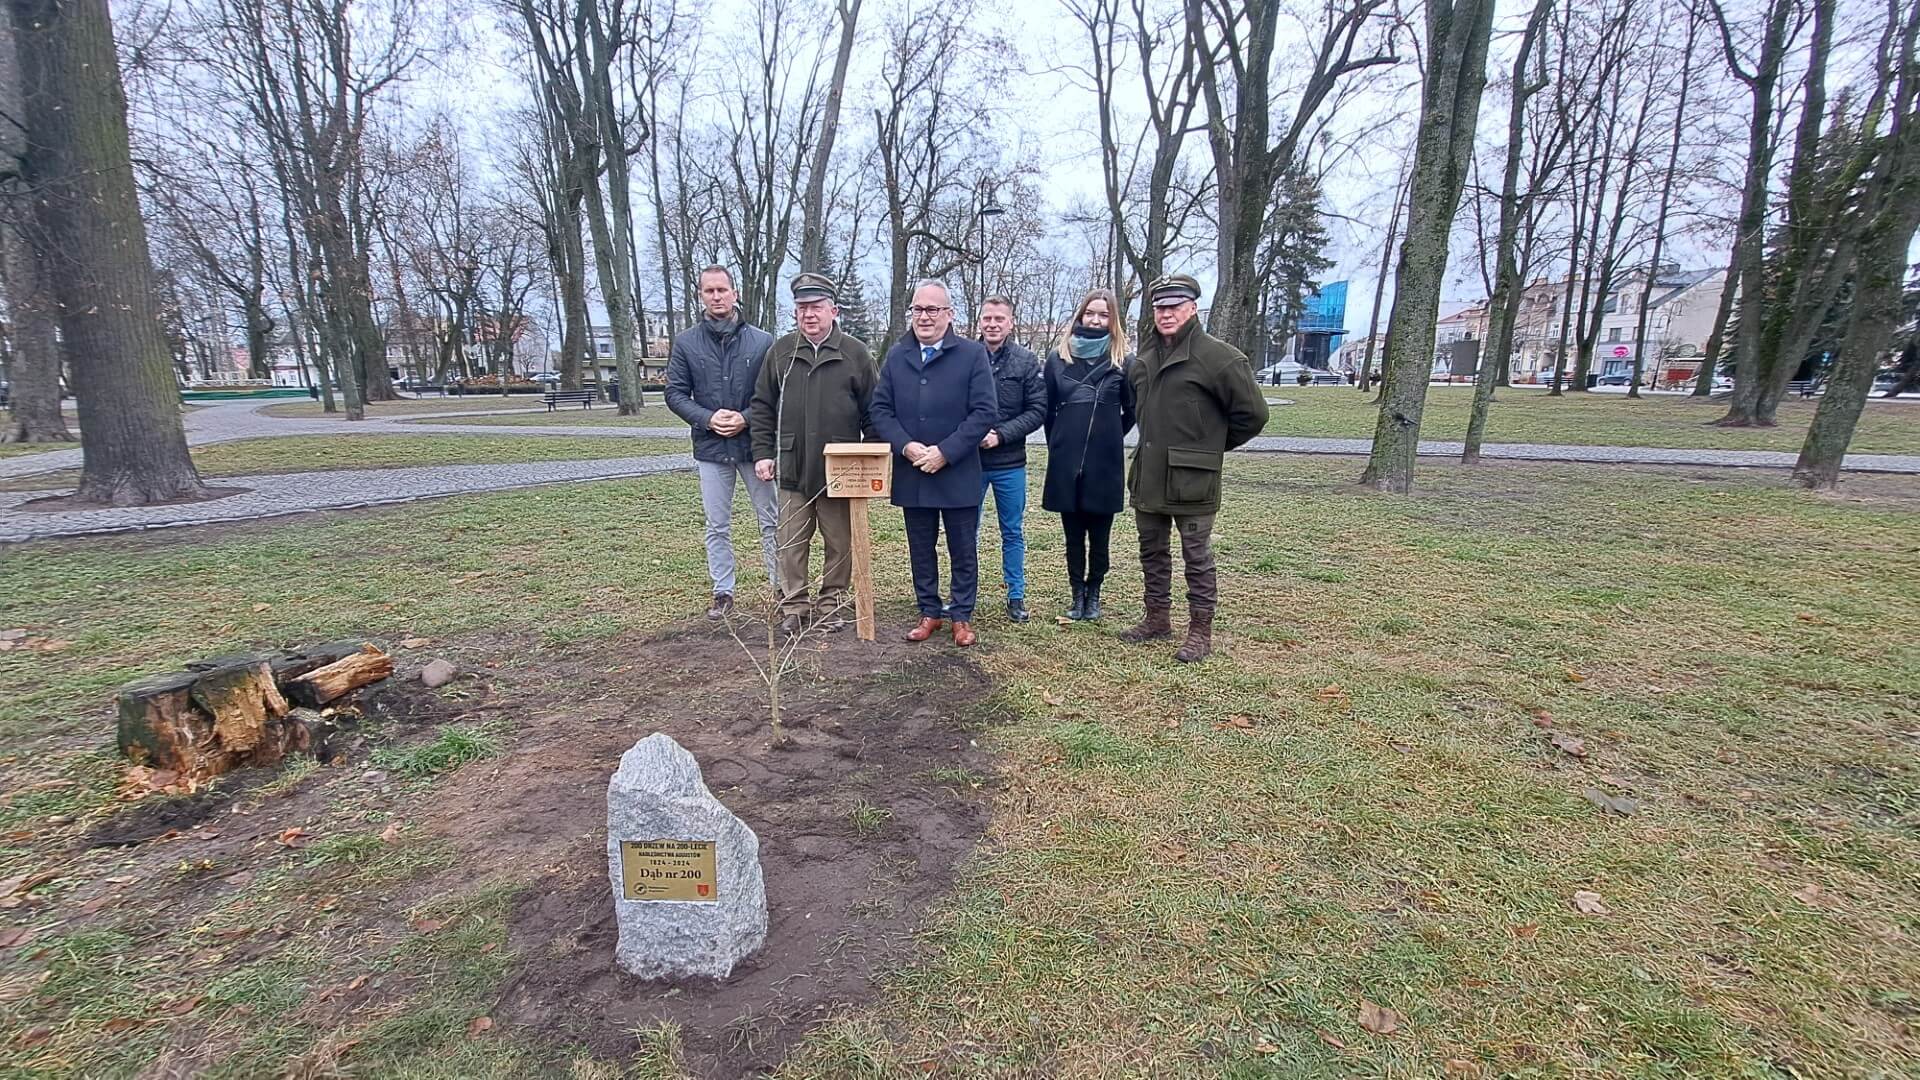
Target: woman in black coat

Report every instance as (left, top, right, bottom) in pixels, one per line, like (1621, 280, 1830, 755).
(1042, 287, 1136, 621)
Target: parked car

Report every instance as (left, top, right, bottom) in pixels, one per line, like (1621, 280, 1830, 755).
(1596, 371, 1633, 386)
(533, 372, 562, 384)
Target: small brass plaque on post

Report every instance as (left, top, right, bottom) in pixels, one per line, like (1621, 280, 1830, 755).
(619, 839, 718, 902)
(823, 442, 892, 499)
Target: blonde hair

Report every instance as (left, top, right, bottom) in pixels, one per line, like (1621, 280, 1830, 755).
(1055, 288, 1127, 368)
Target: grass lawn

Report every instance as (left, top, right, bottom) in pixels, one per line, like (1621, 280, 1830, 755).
(257, 398, 556, 420)
(0, 435, 681, 491)
(0, 458, 1915, 1076)
(0, 443, 74, 459)
(408, 405, 685, 429)
(1268, 385, 1920, 454)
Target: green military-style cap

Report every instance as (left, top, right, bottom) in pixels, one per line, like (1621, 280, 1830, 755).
(1148, 273, 1202, 307)
(790, 271, 839, 302)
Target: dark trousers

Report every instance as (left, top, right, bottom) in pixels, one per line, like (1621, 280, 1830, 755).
(1060, 511, 1113, 589)
(904, 505, 982, 620)
(1136, 511, 1217, 613)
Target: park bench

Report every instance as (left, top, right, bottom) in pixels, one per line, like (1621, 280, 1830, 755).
(1788, 379, 1816, 398)
(543, 389, 597, 411)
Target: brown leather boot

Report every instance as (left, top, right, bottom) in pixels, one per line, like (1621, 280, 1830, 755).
(1175, 609, 1214, 663)
(1119, 605, 1173, 643)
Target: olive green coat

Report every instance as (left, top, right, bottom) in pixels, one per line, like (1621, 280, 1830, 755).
(1126, 317, 1269, 515)
(749, 327, 878, 496)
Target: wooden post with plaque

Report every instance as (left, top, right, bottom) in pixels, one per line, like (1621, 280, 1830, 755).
(822, 442, 892, 642)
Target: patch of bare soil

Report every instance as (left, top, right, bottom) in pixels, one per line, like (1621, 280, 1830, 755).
(420, 627, 1000, 1079)
(16, 485, 251, 512)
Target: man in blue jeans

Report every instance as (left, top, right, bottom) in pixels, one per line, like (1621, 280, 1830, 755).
(975, 297, 1046, 622)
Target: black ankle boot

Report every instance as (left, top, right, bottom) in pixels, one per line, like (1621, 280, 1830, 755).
(1067, 582, 1087, 620)
(1083, 582, 1102, 621)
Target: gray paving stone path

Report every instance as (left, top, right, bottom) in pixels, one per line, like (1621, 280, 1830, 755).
(3, 398, 1916, 543)
(0, 454, 693, 544)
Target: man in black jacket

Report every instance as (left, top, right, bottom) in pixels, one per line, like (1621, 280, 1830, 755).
(666, 266, 778, 620)
(975, 296, 1046, 622)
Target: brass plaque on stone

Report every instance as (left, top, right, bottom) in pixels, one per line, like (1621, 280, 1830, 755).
(619, 839, 719, 902)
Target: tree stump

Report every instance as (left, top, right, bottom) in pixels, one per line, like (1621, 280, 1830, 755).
(116, 642, 393, 781)
(117, 670, 216, 777)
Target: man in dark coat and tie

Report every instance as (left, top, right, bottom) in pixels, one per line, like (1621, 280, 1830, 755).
(870, 280, 998, 647)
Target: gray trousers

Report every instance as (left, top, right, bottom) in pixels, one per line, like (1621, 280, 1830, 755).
(698, 459, 780, 596)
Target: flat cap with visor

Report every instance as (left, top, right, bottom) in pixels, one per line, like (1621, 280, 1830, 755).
(790, 272, 838, 302)
(1148, 273, 1202, 307)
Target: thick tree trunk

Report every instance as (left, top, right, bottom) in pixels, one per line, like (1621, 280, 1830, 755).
(12, 0, 204, 504)
(1359, 0, 1496, 493)
(558, 199, 589, 391)
(1793, 225, 1919, 485)
(1714, 0, 1797, 424)
(1, 216, 72, 443)
(0, 14, 68, 444)
(1465, 0, 1551, 463)
(1793, 14, 1920, 485)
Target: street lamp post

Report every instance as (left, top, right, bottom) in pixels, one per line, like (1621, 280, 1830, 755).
(973, 187, 1005, 330)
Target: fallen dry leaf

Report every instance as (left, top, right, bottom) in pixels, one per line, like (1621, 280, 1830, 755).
(0, 872, 57, 897)
(17, 1025, 51, 1048)
(381, 823, 402, 844)
(400, 637, 432, 648)
(1510, 923, 1541, 939)
(1252, 1036, 1279, 1054)
(1549, 733, 1588, 758)
(1792, 883, 1823, 906)
(1316, 684, 1348, 703)
(1564, 668, 1587, 683)
(1357, 999, 1403, 1035)
(411, 917, 448, 934)
(276, 827, 311, 849)
(78, 895, 113, 916)
(479, 941, 499, 954)
(0, 629, 26, 641)
(164, 994, 206, 1016)
(1214, 714, 1256, 731)
(1443, 1059, 1481, 1077)
(1041, 692, 1064, 707)
(466, 1016, 493, 1036)
(1570, 890, 1610, 915)
(0, 926, 34, 949)
(251, 603, 272, 613)
(348, 974, 369, 991)
(1530, 708, 1553, 727)
(1317, 1029, 1347, 1049)
(101, 1017, 142, 1034)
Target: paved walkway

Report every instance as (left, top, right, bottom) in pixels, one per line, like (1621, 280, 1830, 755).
(4, 398, 1917, 544)
(0, 454, 693, 544)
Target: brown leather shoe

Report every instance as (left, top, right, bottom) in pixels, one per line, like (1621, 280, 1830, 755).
(905, 616, 943, 642)
(951, 621, 977, 647)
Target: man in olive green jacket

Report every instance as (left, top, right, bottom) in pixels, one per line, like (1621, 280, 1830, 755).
(750, 273, 878, 635)
(1121, 274, 1269, 662)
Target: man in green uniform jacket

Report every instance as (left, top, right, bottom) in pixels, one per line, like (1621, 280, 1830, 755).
(750, 273, 879, 635)
(1121, 273, 1269, 662)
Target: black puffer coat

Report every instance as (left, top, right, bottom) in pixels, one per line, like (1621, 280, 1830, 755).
(1041, 350, 1135, 515)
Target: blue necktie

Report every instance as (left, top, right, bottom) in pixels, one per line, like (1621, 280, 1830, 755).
(921, 345, 936, 366)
